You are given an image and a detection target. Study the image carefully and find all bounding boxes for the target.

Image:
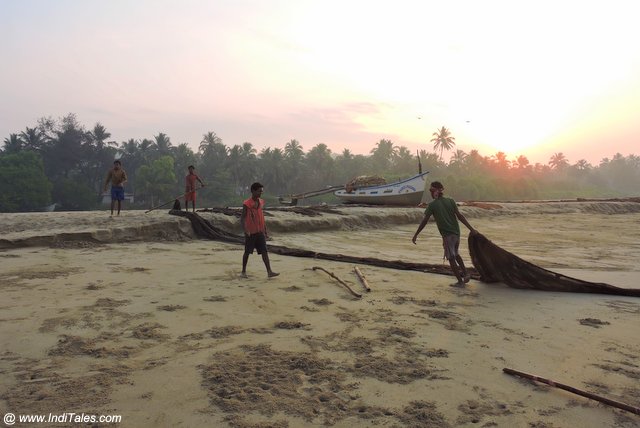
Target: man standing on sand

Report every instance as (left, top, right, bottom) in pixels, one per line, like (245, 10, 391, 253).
(103, 160, 128, 216)
(185, 165, 205, 212)
(412, 181, 477, 287)
(240, 182, 279, 278)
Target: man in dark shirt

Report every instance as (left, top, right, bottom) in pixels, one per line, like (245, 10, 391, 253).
(412, 181, 477, 287)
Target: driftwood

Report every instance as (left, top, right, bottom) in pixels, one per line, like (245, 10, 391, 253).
(312, 266, 362, 298)
(469, 232, 640, 297)
(354, 266, 371, 292)
(503, 368, 640, 415)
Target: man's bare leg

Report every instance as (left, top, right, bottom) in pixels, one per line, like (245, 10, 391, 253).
(456, 255, 471, 283)
(241, 253, 250, 278)
(448, 258, 464, 286)
(261, 253, 279, 277)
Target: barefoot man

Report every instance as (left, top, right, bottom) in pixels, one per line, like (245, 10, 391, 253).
(103, 160, 127, 216)
(184, 165, 205, 212)
(412, 181, 477, 287)
(240, 182, 279, 278)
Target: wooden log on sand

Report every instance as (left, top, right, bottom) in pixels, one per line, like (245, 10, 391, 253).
(354, 266, 371, 292)
(312, 266, 362, 298)
(503, 368, 640, 415)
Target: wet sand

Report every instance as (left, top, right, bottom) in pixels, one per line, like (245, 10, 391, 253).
(0, 203, 639, 427)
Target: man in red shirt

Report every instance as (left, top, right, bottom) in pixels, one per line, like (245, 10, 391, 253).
(185, 165, 205, 212)
(240, 182, 279, 278)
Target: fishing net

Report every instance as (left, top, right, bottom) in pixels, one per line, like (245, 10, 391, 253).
(170, 211, 640, 297)
(468, 232, 640, 297)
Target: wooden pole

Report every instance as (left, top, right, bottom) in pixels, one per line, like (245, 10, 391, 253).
(354, 266, 371, 292)
(312, 266, 362, 298)
(145, 186, 201, 214)
(503, 367, 640, 415)
(145, 194, 185, 213)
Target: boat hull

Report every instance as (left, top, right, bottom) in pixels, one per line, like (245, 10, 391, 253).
(334, 172, 429, 205)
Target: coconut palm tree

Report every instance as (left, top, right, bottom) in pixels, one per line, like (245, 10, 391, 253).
(283, 139, 304, 192)
(153, 133, 173, 157)
(370, 139, 397, 171)
(199, 131, 222, 153)
(19, 127, 46, 151)
(284, 139, 304, 159)
(305, 143, 335, 187)
(515, 155, 530, 170)
(492, 151, 510, 171)
(258, 147, 287, 193)
(450, 149, 467, 164)
(393, 146, 416, 174)
(199, 132, 227, 173)
(89, 123, 115, 149)
(430, 126, 456, 161)
(574, 159, 591, 171)
(2, 134, 22, 153)
(549, 152, 569, 170)
(227, 145, 244, 193)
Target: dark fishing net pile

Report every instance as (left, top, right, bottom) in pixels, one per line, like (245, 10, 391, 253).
(468, 232, 640, 297)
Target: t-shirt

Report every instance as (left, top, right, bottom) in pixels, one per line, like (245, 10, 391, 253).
(243, 197, 266, 234)
(424, 196, 460, 237)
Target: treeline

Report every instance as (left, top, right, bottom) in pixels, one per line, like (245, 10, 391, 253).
(1, 113, 639, 212)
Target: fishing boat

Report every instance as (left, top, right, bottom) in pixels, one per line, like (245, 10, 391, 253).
(334, 171, 430, 205)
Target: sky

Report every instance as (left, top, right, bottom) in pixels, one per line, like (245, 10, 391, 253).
(1, 0, 639, 165)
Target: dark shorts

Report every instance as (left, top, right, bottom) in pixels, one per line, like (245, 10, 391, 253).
(111, 186, 125, 201)
(245, 232, 267, 255)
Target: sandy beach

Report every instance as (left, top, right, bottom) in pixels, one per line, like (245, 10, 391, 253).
(1, 202, 639, 427)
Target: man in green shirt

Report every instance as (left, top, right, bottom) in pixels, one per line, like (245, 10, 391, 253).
(412, 181, 477, 287)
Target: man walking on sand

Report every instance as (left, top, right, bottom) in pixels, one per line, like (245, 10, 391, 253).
(412, 181, 477, 287)
(240, 182, 279, 278)
(185, 165, 205, 212)
(103, 160, 128, 216)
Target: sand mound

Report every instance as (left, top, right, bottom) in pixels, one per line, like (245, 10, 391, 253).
(2, 201, 640, 249)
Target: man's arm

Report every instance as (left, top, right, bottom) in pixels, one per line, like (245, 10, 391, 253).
(412, 214, 431, 244)
(197, 175, 205, 187)
(240, 205, 248, 235)
(103, 170, 112, 192)
(454, 205, 476, 233)
(120, 170, 128, 187)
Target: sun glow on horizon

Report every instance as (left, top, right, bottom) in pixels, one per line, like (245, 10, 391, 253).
(1, 1, 639, 165)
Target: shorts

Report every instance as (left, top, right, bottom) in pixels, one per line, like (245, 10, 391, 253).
(442, 234, 460, 261)
(245, 232, 267, 255)
(111, 186, 125, 201)
(185, 191, 196, 202)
